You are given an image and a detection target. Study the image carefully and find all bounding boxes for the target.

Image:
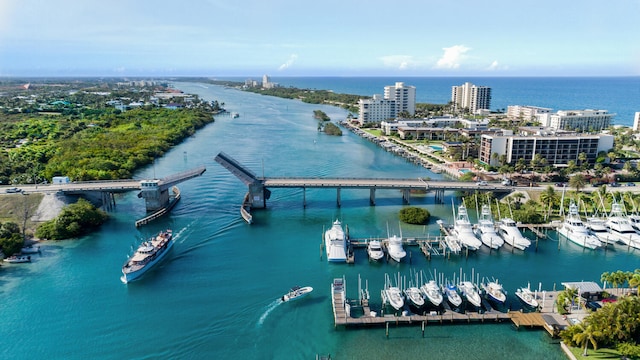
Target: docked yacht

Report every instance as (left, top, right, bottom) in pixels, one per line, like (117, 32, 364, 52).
(382, 286, 404, 311)
(386, 235, 406, 262)
(452, 204, 483, 251)
(443, 284, 463, 308)
(586, 217, 616, 246)
(557, 201, 603, 249)
(482, 281, 507, 304)
(366, 239, 385, 261)
(420, 280, 443, 307)
(403, 287, 425, 309)
(324, 220, 347, 262)
(605, 203, 640, 250)
(459, 281, 482, 308)
(475, 204, 504, 250)
(121, 229, 174, 284)
(497, 218, 531, 250)
(515, 287, 539, 309)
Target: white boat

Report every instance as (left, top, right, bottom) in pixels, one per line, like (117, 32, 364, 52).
(324, 220, 347, 262)
(557, 201, 603, 249)
(497, 218, 531, 250)
(366, 239, 385, 261)
(420, 280, 443, 307)
(386, 235, 406, 262)
(382, 286, 404, 310)
(605, 202, 640, 250)
(628, 214, 640, 231)
(121, 229, 174, 284)
(515, 287, 539, 308)
(403, 287, 425, 308)
(482, 281, 507, 304)
(444, 235, 462, 254)
(443, 284, 463, 308)
(3, 255, 31, 263)
(20, 245, 41, 254)
(586, 217, 616, 246)
(452, 204, 483, 251)
(475, 204, 504, 249)
(281, 286, 313, 302)
(459, 281, 482, 308)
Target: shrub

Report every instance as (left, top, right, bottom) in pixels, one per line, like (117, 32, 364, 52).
(399, 207, 430, 225)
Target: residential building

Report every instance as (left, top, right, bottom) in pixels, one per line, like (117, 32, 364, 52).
(536, 109, 614, 132)
(633, 112, 640, 132)
(479, 128, 614, 167)
(384, 82, 416, 116)
(451, 82, 491, 114)
(357, 82, 415, 124)
(507, 105, 552, 121)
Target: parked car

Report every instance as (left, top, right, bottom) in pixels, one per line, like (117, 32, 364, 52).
(585, 301, 602, 311)
(626, 182, 636, 187)
(5, 187, 22, 193)
(476, 181, 488, 186)
(610, 182, 621, 187)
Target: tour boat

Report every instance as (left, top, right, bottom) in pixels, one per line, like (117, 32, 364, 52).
(557, 201, 603, 249)
(403, 287, 425, 309)
(386, 235, 406, 262)
(324, 219, 347, 262)
(474, 204, 504, 249)
(452, 204, 483, 251)
(420, 280, 444, 307)
(3, 255, 31, 263)
(605, 202, 640, 250)
(281, 286, 313, 302)
(482, 281, 507, 304)
(497, 218, 531, 250)
(121, 229, 174, 284)
(515, 287, 539, 309)
(443, 284, 463, 308)
(366, 239, 385, 261)
(459, 281, 482, 308)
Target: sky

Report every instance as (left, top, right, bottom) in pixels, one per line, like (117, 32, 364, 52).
(0, 0, 639, 77)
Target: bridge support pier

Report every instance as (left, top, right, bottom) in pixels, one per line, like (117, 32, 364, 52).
(303, 187, 306, 208)
(101, 191, 116, 210)
(434, 189, 445, 204)
(369, 188, 376, 206)
(402, 189, 411, 204)
(336, 187, 341, 207)
(248, 183, 267, 209)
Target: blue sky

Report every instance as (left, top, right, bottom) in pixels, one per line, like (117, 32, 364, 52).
(1, 0, 638, 77)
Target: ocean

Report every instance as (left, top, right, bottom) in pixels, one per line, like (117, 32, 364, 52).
(1, 79, 638, 359)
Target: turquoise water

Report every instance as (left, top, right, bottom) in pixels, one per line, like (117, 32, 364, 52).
(430, 145, 443, 151)
(459, 169, 471, 174)
(1, 81, 638, 359)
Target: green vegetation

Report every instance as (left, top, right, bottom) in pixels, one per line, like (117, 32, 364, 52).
(243, 86, 361, 113)
(322, 122, 342, 136)
(0, 221, 23, 256)
(35, 198, 108, 240)
(313, 110, 330, 121)
(399, 207, 430, 225)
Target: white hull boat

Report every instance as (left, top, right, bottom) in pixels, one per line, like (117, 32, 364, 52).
(444, 284, 463, 308)
(515, 287, 539, 308)
(325, 220, 347, 262)
(3, 255, 31, 263)
(366, 239, 385, 261)
(482, 281, 507, 304)
(605, 203, 640, 250)
(403, 287, 425, 308)
(498, 218, 531, 250)
(452, 204, 483, 251)
(459, 281, 482, 308)
(282, 286, 313, 302)
(475, 204, 504, 249)
(444, 235, 462, 254)
(121, 229, 174, 284)
(586, 217, 616, 246)
(557, 201, 603, 249)
(20, 245, 41, 254)
(420, 280, 443, 307)
(386, 235, 406, 262)
(382, 287, 404, 310)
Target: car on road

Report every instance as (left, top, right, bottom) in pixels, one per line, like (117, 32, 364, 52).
(555, 182, 566, 187)
(610, 182, 621, 187)
(5, 187, 22, 193)
(476, 181, 488, 186)
(627, 182, 636, 186)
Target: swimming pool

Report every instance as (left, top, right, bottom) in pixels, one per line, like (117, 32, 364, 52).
(429, 145, 443, 151)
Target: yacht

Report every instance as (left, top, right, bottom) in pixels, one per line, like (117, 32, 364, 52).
(452, 204, 483, 251)
(605, 202, 640, 250)
(627, 213, 640, 232)
(420, 280, 443, 307)
(557, 201, 603, 249)
(515, 287, 539, 309)
(386, 235, 406, 262)
(586, 216, 616, 246)
(324, 219, 347, 262)
(482, 281, 507, 304)
(474, 204, 504, 250)
(443, 284, 463, 308)
(282, 286, 313, 302)
(366, 239, 385, 261)
(497, 218, 531, 250)
(403, 287, 425, 309)
(121, 229, 174, 284)
(382, 286, 404, 311)
(459, 281, 482, 308)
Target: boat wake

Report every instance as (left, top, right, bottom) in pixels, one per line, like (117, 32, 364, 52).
(257, 299, 283, 327)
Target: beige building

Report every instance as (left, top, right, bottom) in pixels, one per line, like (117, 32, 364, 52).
(536, 109, 614, 132)
(451, 82, 491, 114)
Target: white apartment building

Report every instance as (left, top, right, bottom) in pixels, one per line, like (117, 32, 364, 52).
(451, 82, 491, 114)
(536, 109, 614, 131)
(384, 82, 416, 116)
(633, 112, 640, 131)
(506, 105, 552, 120)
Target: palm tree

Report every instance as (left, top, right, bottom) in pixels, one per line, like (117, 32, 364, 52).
(569, 174, 587, 192)
(573, 323, 601, 356)
(540, 186, 559, 219)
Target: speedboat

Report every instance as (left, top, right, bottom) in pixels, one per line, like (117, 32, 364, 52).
(443, 284, 463, 308)
(459, 281, 482, 308)
(282, 286, 313, 302)
(20, 245, 41, 254)
(386, 235, 406, 262)
(366, 239, 385, 261)
(324, 219, 347, 262)
(515, 287, 539, 309)
(403, 287, 425, 309)
(452, 204, 482, 251)
(605, 202, 640, 250)
(3, 255, 31, 263)
(382, 286, 404, 310)
(420, 280, 443, 307)
(121, 229, 174, 284)
(482, 281, 507, 304)
(444, 235, 462, 254)
(586, 217, 616, 246)
(475, 204, 504, 249)
(497, 218, 531, 250)
(557, 201, 603, 249)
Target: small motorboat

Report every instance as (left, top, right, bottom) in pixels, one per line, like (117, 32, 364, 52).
(282, 286, 313, 302)
(515, 287, 539, 309)
(367, 239, 385, 261)
(20, 245, 41, 254)
(3, 255, 31, 263)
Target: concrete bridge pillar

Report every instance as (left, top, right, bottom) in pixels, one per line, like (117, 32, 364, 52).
(336, 187, 341, 207)
(370, 188, 376, 206)
(139, 180, 170, 211)
(402, 189, 411, 204)
(248, 182, 267, 209)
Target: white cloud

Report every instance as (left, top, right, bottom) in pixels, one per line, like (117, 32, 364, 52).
(278, 54, 298, 71)
(435, 45, 470, 69)
(486, 60, 508, 71)
(380, 55, 416, 70)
